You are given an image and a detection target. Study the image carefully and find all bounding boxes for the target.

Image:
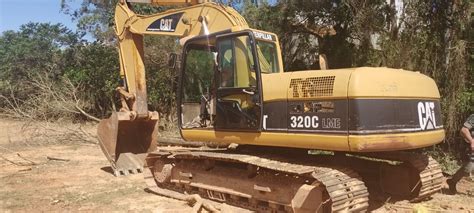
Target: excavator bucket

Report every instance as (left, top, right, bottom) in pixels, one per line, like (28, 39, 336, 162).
(97, 112, 159, 176)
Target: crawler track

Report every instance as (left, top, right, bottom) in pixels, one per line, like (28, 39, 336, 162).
(349, 152, 443, 202)
(409, 156, 444, 201)
(369, 152, 443, 201)
(144, 148, 369, 212)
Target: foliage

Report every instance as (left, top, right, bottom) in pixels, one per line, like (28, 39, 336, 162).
(60, 0, 118, 43)
(0, 23, 83, 106)
(143, 36, 181, 121)
(423, 146, 460, 175)
(0, 23, 117, 120)
(182, 49, 215, 103)
(63, 43, 119, 117)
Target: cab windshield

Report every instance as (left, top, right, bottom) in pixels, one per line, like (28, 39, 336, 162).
(256, 40, 279, 74)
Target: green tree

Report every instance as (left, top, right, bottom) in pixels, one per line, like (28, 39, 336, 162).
(63, 43, 119, 117)
(0, 23, 83, 102)
(61, 0, 118, 43)
(242, 0, 387, 70)
(144, 36, 181, 121)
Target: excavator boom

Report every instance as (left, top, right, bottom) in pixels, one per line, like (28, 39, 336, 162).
(98, 0, 250, 175)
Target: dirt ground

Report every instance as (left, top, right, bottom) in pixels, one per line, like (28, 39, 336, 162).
(0, 119, 473, 212)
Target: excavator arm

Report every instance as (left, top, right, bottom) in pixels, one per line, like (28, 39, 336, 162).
(115, 0, 247, 118)
(98, 0, 249, 176)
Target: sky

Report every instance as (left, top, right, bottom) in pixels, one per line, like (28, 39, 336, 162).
(0, 0, 77, 33)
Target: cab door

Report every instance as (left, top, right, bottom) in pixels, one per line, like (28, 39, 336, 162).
(214, 32, 263, 131)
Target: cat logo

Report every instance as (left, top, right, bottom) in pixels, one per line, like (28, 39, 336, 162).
(417, 102, 436, 130)
(160, 19, 173, 31)
(146, 13, 183, 32)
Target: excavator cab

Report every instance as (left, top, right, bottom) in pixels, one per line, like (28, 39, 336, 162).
(178, 30, 266, 132)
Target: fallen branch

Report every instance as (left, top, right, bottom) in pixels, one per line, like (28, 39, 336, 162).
(16, 153, 38, 165)
(18, 168, 32, 172)
(185, 194, 220, 213)
(1, 71, 102, 123)
(75, 103, 100, 122)
(145, 185, 221, 212)
(0, 156, 25, 166)
(0, 155, 36, 166)
(0, 145, 38, 166)
(47, 156, 70, 162)
(157, 137, 229, 148)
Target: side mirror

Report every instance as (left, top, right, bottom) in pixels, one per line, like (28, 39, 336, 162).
(168, 53, 178, 69)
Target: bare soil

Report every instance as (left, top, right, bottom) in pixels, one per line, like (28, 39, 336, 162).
(0, 119, 473, 212)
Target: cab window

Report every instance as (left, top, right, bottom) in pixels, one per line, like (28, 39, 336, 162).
(218, 36, 257, 88)
(256, 41, 279, 74)
(182, 48, 215, 103)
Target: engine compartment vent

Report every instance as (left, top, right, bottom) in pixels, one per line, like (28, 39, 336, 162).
(289, 76, 335, 98)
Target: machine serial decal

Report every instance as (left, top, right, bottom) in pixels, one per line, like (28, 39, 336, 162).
(289, 115, 341, 129)
(147, 13, 184, 32)
(290, 115, 319, 128)
(417, 101, 437, 130)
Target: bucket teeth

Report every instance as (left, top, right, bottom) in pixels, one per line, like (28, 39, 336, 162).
(113, 168, 143, 176)
(122, 170, 130, 176)
(111, 153, 148, 176)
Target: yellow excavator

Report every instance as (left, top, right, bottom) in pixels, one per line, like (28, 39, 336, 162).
(98, 0, 445, 212)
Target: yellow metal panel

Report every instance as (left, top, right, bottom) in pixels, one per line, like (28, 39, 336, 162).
(181, 129, 350, 151)
(182, 129, 444, 153)
(280, 67, 440, 101)
(261, 72, 291, 102)
(348, 129, 445, 152)
(347, 67, 440, 99)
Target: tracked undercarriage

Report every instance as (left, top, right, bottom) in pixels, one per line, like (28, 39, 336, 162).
(347, 152, 444, 202)
(143, 146, 443, 212)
